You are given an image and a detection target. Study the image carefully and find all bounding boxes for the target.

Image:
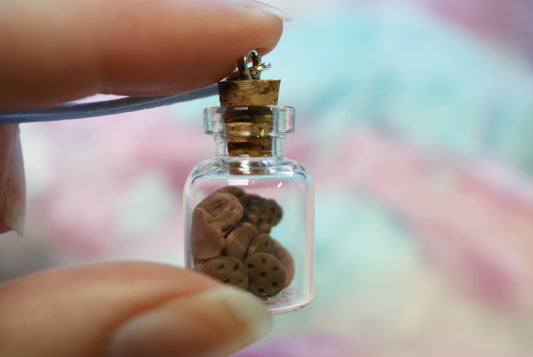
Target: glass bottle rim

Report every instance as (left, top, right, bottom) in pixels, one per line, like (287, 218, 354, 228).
(203, 105, 295, 136)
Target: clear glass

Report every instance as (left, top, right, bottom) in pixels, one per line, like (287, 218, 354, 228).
(184, 106, 314, 314)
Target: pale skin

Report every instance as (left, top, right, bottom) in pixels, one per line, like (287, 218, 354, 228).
(0, 0, 283, 356)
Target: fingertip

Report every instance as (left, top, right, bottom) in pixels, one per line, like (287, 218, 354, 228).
(0, 262, 272, 357)
(109, 285, 272, 357)
(98, 0, 285, 97)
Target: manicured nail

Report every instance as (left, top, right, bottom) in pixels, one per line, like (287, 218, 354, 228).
(109, 285, 272, 357)
(1, 125, 25, 236)
(2, 193, 25, 236)
(239, 0, 293, 21)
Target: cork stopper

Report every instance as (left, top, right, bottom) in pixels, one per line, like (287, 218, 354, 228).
(218, 80, 280, 106)
(217, 50, 281, 157)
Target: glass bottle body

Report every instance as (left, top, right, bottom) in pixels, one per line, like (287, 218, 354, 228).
(184, 106, 314, 314)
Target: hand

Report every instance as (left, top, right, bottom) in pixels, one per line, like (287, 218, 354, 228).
(0, 0, 284, 356)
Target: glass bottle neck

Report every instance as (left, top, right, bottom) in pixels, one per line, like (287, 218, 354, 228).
(204, 106, 294, 158)
(214, 135, 285, 157)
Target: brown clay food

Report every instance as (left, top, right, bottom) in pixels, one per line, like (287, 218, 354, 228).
(191, 187, 295, 298)
(225, 223, 259, 261)
(239, 194, 283, 233)
(191, 208, 225, 260)
(215, 186, 246, 198)
(194, 256, 249, 290)
(273, 240, 295, 289)
(244, 253, 286, 298)
(247, 233, 275, 257)
(197, 192, 244, 234)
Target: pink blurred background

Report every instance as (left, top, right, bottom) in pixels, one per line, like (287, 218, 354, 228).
(2, 0, 533, 355)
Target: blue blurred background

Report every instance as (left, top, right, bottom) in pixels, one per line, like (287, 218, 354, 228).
(2, 0, 533, 355)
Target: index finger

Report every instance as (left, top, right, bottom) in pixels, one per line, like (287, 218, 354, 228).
(0, 0, 284, 109)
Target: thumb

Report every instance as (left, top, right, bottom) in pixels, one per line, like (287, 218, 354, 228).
(0, 262, 272, 357)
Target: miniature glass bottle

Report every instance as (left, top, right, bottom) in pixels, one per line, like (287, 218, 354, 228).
(184, 103, 314, 314)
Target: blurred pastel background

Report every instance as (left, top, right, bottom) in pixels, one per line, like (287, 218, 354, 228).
(2, 0, 533, 355)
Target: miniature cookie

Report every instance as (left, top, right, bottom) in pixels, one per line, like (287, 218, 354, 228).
(215, 186, 246, 198)
(239, 194, 283, 233)
(226, 223, 259, 261)
(244, 253, 286, 298)
(273, 240, 295, 289)
(191, 207, 225, 260)
(197, 192, 244, 234)
(247, 233, 275, 256)
(194, 256, 248, 290)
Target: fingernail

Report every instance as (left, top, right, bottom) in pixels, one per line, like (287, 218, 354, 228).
(109, 285, 272, 357)
(238, 0, 293, 21)
(1, 126, 25, 236)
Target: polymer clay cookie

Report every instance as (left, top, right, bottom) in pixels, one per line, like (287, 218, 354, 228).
(194, 256, 249, 290)
(196, 192, 244, 234)
(273, 240, 295, 289)
(191, 187, 295, 299)
(226, 222, 259, 261)
(215, 186, 246, 198)
(247, 233, 276, 256)
(239, 194, 283, 233)
(191, 207, 225, 260)
(245, 252, 286, 298)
